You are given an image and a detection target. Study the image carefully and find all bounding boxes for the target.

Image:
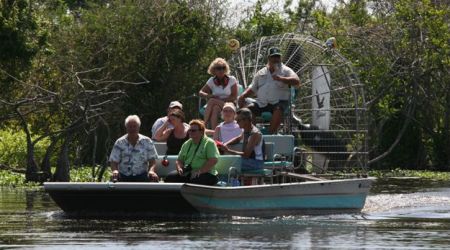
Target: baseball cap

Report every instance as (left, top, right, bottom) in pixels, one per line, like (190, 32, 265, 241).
(268, 47, 282, 57)
(168, 101, 183, 109)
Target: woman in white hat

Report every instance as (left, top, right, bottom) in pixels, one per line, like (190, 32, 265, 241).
(213, 102, 242, 144)
(199, 58, 238, 129)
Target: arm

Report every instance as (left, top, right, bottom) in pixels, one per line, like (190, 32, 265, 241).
(223, 83, 238, 102)
(154, 121, 172, 142)
(176, 159, 184, 175)
(199, 84, 213, 98)
(205, 128, 215, 136)
(175, 142, 188, 174)
(111, 161, 119, 181)
(272, 75, 301, 86)
(147, 159, 159, 181)
(224, 133, 243, 146)
(109, 142, 121, 181)
(238, 88, 255, 108)
(146, 143, 159, 181)
(222, 133, 261, 158)
(213, 126, 220, 141)
(197, 158, 218, 175)
(151, 119, 163, 139)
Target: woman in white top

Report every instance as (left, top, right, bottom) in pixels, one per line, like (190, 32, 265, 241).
(213, 102, 242, 144)
(199, 58, 238, 129)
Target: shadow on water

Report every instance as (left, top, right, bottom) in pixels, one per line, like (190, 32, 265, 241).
(0, 178, 449, 249)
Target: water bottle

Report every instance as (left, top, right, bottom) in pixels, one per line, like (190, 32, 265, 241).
(230, 177, 240, 187)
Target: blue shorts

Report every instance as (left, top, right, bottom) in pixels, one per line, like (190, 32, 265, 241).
(241, 158, 264, 171)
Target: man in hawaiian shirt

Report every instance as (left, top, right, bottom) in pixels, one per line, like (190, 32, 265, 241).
(109, 115, 159, 182)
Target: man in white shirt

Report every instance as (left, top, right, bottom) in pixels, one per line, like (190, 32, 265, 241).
(238, 47, 301, 134)
(151, 101, 187, 140)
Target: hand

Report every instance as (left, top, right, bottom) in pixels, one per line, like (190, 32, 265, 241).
(190, 170, 201, 180)
(218, 144, 229, 152)
(272, 74, 284, 81)
(112, 170, 119, 182)
(163, 119, 172, 127)
(148, 171, 159, 182)
(176, 166, 183, 175)
(238, 95, 245, 108)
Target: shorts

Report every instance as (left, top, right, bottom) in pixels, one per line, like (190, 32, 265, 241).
(247, 100, 288, 117)
(241, 158, 264, 171)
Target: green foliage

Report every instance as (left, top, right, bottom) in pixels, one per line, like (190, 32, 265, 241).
(0, 0, 46, 96)
(369, 169, 450, 181)
(0, 128, 50, 168)
(0, 170, 40, 187)
(0, 165, 110, 187)
(70, 166, 111, 182)
(0, 0, 449, 173)
(234, 0, 289, 44)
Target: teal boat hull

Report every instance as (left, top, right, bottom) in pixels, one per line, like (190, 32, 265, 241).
(180, 178, 373, 217)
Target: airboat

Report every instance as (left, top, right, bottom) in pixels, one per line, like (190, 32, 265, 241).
(45, 33, 374, 217)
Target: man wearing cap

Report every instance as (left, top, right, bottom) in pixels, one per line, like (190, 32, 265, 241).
(151, 101, 188, 141)
(238, 47, 300, 134)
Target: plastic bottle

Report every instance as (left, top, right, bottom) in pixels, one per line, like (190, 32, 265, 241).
(230, 177, 240, 187)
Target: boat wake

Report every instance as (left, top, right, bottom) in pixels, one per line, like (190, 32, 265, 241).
(363, 188, 450, 220)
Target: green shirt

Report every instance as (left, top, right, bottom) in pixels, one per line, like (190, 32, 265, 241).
(177, 136, 219, 175)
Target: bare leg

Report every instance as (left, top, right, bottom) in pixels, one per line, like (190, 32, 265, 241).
(269, 108, 283, 134)
(203, 101, 213, 128)
(211, 105, 222, 129)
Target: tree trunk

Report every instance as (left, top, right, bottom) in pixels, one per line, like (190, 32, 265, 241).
(444, 90, 450, 169)
(40, 136, 59, 181)
(16, 109, 39, 182)
(53, 135, 72, 182)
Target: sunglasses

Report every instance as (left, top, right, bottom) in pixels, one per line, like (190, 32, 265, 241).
(215, 66, 226, 71)
(188, 128, 200, 133)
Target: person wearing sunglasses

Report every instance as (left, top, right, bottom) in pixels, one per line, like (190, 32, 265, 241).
(151, 101, 189, 141)
(164, 119, 220, 185)
(199, 58, 239, 129)
(238, 47, 301, 134)
(153, 109, 189, 155)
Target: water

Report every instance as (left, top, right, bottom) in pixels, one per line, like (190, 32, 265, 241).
(0, 179, 449, 249)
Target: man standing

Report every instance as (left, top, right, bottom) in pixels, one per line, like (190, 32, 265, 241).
(238, 47, 300, 134)
(151, 101, 186, 140)
(110, 115, 159, 182)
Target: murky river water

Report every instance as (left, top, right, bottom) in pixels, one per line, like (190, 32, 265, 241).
(0, 178, 449, 249)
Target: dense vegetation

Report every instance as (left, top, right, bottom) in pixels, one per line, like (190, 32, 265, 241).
(0, 0, 448, 183)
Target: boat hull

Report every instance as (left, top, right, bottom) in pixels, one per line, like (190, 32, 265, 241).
(44, 178, 373, 218)
(44, 182, 198, 217)
(180, 178, 373, 217)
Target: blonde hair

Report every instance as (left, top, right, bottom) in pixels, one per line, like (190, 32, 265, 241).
(207, 57, 230, 75)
